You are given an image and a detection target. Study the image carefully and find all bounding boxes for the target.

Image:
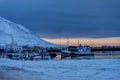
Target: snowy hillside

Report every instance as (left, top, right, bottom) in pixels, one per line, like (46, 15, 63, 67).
(0, 17, 55, 47)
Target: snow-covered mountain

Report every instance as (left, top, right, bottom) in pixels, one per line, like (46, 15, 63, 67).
(0, 17, 56, 47)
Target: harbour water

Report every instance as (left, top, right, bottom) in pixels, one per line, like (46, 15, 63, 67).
(63, 51, 120, 60)
(94, 51, 120, 59)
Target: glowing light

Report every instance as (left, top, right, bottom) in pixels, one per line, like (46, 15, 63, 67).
(42, 37, 120, 46)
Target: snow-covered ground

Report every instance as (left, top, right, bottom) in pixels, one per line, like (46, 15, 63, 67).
(0, 58, 120, 80)
(0, 16, 55, 47)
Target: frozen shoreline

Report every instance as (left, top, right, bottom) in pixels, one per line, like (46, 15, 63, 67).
(0, 58, 120, 80)
(0, 68, 45, 80)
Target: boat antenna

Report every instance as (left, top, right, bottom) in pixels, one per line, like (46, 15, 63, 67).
(11, 35, 14, 44)
(77, 40, 80, 46)
(10, 35, 17, 45)
(59, 38, 62, 49)
(67, 38, 69, 47)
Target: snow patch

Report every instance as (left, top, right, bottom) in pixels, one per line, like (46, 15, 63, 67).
(0, 58, 120, 80)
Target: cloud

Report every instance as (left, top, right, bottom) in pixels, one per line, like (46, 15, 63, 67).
(0, 0, 120, 38)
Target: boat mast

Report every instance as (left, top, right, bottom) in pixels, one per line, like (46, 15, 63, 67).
(11, 35, 14, 45)
(77, 40, 80, 46)
(67, 38, 69, 47)
(59, 38, 62, 49)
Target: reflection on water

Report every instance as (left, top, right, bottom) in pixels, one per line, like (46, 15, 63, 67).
(71, 56, 94, 60)
(94, 51, 120, 59)
(62, 51, 120, 60)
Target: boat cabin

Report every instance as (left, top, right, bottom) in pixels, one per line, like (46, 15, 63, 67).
(68, 46, 78, 52)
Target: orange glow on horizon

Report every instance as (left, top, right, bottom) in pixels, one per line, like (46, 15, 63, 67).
(42, 37, 120, 46)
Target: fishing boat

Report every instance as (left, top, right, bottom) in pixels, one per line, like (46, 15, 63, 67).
(61, 46, 94, 57)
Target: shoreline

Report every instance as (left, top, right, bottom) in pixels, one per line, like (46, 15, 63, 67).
(0, 68, 45, 80)
(0, 58, 120, 80)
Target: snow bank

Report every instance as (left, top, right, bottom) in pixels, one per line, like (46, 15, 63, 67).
(0, 58, 120, 80)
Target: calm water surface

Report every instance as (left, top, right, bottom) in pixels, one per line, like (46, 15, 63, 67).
(63, 51, 120, 60)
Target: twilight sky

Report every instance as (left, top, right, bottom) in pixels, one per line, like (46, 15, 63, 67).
(0, 0, 120, 40)
(0, 0, 120, 45)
